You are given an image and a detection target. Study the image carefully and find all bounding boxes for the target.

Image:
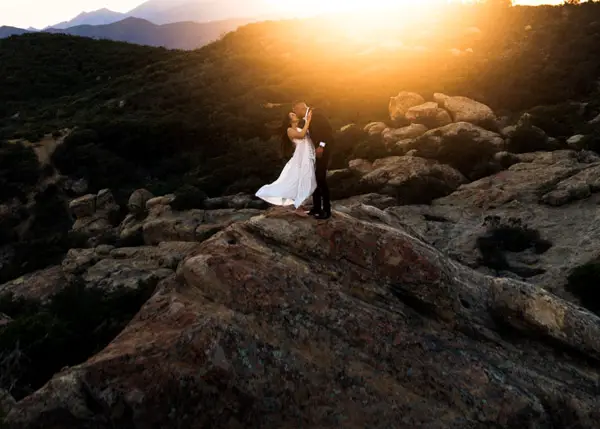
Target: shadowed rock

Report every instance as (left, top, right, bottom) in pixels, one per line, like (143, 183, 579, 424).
(5, 209, 600, 429)
(366, 150, 600, 296)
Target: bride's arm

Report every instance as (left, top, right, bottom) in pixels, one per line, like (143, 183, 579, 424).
(287, 112, 312, 139)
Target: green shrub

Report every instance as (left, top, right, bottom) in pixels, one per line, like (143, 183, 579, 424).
(170, 185, 207, 211)
(506, 123, 555, 154)
(0, 141, 40, 202)
(566, 262, 600, 316)
(527, 103, 586, 138)
(0, 281, 154, 400)
(578, 129, 600, 154)
(477, 216, 552, 276)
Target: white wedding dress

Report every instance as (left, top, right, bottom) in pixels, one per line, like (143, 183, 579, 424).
(256, 130, 317, 208)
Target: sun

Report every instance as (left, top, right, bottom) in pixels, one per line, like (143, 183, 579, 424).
(268, 0, 449, 16)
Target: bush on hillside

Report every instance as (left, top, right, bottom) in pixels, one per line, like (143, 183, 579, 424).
(578, 129, 600, 154)
(0, 184, 80, 283)
(170, 185, 207, 211)
(527, 103, 587, 138)
(0, 280, 155, 400)
(506, 123, 555, 153)
(566, 262, 600, 316)
(477, 216, 552, 275)
(52, 138, 141, 202)
(0, 141, 40, 203)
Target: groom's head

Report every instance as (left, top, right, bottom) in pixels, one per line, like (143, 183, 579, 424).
(292, 101, 308, 118)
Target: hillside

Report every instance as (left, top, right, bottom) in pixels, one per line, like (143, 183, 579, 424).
(46, 17, 255, 50)
(0, 27, 30, 38)
(3, 3, 600, 196)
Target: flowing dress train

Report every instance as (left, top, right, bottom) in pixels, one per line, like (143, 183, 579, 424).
(256, 131, 317, 208)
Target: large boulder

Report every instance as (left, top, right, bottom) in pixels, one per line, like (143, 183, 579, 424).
(348, 158, 374, 175)
(405, 102, 453, 128)
(363, 122, 388, 136)
(389, 91, 426, 121)
(326, 169, 372, 200)
(95, 189, 119, 215)
(0, 266, 66, 303)
(567, 134, 586, 150)
(406, 122, 505, 180)
(5, 210, 600, 429)
(61, 242, 199, 292)
(360, 156, 467, 203)
(203, 193, 266, 210)
(128, 189, 154, 217)
(419, 122, 505, 150)
(70, 189, 121, 247)
(381, 123, 428, 145)
(142, 206, 261, 245)
(434, 93, 497, 128)
(69, 194, 96, 219)
(118, 194, 263, 246)
(333, 193, 399, 210)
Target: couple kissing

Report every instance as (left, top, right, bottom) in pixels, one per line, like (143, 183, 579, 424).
(256, 101, 334, 220)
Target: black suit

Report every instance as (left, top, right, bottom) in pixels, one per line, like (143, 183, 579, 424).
(301, 108, 334, 214)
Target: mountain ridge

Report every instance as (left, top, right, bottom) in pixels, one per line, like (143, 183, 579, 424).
(0, 26, 31, 38)
(3, 17, 257, 50)
(43, 0, 284, 29)
(48, 8, 128, 30)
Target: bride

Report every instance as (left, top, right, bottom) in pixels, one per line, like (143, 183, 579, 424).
(256, 110, 316, 215)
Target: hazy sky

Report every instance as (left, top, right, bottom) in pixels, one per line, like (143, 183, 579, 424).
(1, 1, 142, 28)
(0, 0, 568, 29)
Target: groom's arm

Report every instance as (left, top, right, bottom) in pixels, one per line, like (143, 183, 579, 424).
(311, 112, 333, 144)
(310, 111, 334, 157)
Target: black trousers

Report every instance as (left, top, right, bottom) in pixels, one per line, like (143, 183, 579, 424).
(313, 152, 331, 213)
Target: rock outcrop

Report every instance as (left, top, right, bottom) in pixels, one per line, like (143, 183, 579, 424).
(382, 123, 428, 145)
(359, 156, 467, 203)
(118, 195, 262, 246)
(418, 122, 505, 151)
(406, 102, 453, 128)
(363, 121, 388, 136)
(69, 189, 121, 247)
(203, 193, 267, 210)
(370, 150, 600, 297)
(5, 210, 600, 428)
(389, 91, 426, 121)
(127, 188, 154, 217)
(434, 93, 497, 128)
(0, 266, 65, 303)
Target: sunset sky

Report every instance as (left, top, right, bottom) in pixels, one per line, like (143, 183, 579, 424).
(0, 0, 573, 30)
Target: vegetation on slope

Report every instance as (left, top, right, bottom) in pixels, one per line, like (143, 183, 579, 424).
(0, 282, 155, 399)
(2, 3, 600, 202)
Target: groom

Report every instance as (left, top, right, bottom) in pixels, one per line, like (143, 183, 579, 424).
(293, 101, 334, 219)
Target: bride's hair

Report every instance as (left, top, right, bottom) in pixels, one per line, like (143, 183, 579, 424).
(280, 112, 294, 159)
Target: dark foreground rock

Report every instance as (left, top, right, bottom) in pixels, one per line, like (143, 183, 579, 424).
(5, 209, 600, 429)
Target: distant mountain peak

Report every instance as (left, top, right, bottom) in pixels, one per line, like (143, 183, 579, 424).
(48, 8, 127, 30)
